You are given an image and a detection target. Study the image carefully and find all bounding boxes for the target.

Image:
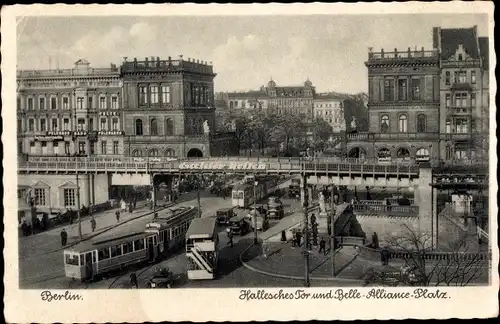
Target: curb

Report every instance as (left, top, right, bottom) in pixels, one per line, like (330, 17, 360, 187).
(49, 203, 174, 254)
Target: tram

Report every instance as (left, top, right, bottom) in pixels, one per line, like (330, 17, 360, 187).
(185, 218, 219, 280)
(63, 206, 198, 281)
(231, 176, 280, 208)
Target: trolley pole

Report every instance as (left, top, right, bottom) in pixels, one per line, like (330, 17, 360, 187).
(253, 179, 258, 245)
(197, 175, 202, 218)
(302, 174, 310, 287)
(76, 171, 82, 239)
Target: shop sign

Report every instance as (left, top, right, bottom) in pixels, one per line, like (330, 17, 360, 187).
(99, 111, 120, 116)
(178, 161, 266, 171)
(98, 130, 124, 136)
(34, 135, 64, 141)
(87, 131, 99, 141)
(48, 131, 72, 136)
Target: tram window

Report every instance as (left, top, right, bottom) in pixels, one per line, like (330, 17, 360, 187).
(98, 248, 110, 260)
(92, 252, 96, 263)
(65, 253, 79, 266)
(122, 242, 133, 254)
(159, 231, 164, 242)
(134, 239, 145, 251)
(111, 245, 122, 258)
(153, 236, 157, 246)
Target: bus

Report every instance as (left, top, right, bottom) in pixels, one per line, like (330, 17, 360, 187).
(185, 218, 219, 280)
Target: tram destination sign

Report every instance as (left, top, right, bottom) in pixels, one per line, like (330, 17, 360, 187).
(178, 161, 266, 171)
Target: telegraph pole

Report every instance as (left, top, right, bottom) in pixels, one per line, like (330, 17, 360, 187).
(302, 174, 310, 287)
(253, 177, 259, 245)
(197, 174, 202, 218)
(331, 185, 336, 277)
(76, 171, 82, 239)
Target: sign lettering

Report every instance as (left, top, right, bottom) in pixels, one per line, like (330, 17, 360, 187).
(178, 161, 266, 171)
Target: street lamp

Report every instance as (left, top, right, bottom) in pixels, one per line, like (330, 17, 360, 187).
(253, 179, 259, 245)
(302, 174, 310, 287)
(76, 168, 82, 239)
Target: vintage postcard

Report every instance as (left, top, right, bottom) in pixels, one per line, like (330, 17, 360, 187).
(2, 2, 498, 322)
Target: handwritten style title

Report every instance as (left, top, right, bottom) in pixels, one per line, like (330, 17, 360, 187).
(239, 289, 449, 301)
(178, 161, 266, 170)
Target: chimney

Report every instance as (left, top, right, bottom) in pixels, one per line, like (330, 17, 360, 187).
(381, 48, 384, 58)
(432, 27, 441, 50)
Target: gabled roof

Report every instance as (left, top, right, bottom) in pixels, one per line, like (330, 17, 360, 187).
(478, 37, 489, 70)
(31, 180, 50, 188)
(440, 27, 479, 60)
(58, 181, 77, 188)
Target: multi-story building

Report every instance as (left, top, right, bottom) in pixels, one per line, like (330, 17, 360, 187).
(223, 90, 269, 115)
(266, 79, 315, 120)
(17, 59, 123, 158)
(313, 93, 346, 133)
(346, 46, 441, 162)
(433, 25, 490, 160)
(121, 56, 235, 158)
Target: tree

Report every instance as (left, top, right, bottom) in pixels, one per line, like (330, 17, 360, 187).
(343, 98, 369, 132)
(310, 117, 334, 151)
(375, 224, 487, 286)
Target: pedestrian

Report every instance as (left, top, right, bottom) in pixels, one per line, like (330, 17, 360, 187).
(115, 210, 120, 223)
(296, 231, 302, 247)
(383, 248, 391, 266)
(21, 221, 28, 237)
(60, 228, 68, 247)
(133, 196, 137, 209)
(130, 272, 138, 289)
(226, 228, 234, 248)
(310, 213, 316, 225)
(153, 212, 158, 220)
(319, 238, 326, 255)
(129, 202, 133, 214)
(90, 217, 96, 232)
(380, 249, 385, 266)
(281, 230, 287, 243)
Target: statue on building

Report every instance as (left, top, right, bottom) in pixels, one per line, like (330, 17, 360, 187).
(319, 192, 327, 214)
(203, 120, 210, 135)
(351, 116, 357, 130)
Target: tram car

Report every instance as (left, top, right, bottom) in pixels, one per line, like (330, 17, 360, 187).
(63, 206, 198, 281)
(231, 176, 280, 208)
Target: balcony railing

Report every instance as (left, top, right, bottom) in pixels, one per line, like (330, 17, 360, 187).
(352, 204, 419, 216)
(347, 132, 440, 141)
(358, 198, 415, 206)
(367, 48, 438, 60)
(447, 106, 472, 115)
(17, 68, 120, 78)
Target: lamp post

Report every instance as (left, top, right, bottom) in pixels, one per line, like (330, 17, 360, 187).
(302, 174, 310, 287)
(197, 174, 202, 218)
(331, 185, 336, 277)
(253, 178, 259, 245)
(76, 170, 82, 239)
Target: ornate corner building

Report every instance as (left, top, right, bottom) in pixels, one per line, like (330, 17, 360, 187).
(346, 25, 489, 163)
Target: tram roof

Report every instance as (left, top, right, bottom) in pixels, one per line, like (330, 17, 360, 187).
(186, 218, 217, 239)
(66, 231, 150, 253)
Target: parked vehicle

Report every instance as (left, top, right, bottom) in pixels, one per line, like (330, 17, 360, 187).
(228, 214, 250, 236)
(147, 267, 179, 288)
(216, 208, 235, 225)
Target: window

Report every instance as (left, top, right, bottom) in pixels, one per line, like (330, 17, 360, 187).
(471, 71, 476, 84)
(147, 118, 157, 136)
(131, 149, 142, 157)
(445, 94, 451, 108)
(78, 141, 86, 155)
(39, 97, 45, 110)
(89, 118, 94, 132)
(30, 141, 36, 154)
(28, 119, 34, 132)
(398, 79, 407, 101)
(380, 115, 389, 133)
(98, 248, 110, 260)
(398, 115, 408, 133)
(101, 141, 107, 154)
(88, 96, 93, 109)
(53, 143, 59, 155)
(52, 119, 58, 131)
(458, 54, 463, 61)
(63, 188, 76, 207)
(148, 149, 159, 157)
(28, 98, 34, 110)
(17, 119, 22, 132)
(383, 78, 395, 101)
(165, 118, 174, 136)
(111, 97, 118, 109)
(446, 120, 451, 133)
(112, 118, 118, 131)
(150, 85, 159, 104)
(397, 147, 410, 160)
(135, 119, 143, 135)
(411, 78, 420, 100)
(456, 119, 468, 133)
(455, 93, 467, 107)
(64, 142, 70, 154)
(110, 245, 122, 258)
(40, 119, 47, 132)
(416, 148, 430, 162)
(133, 239, 145, 251)
(62, 97, 69, 110)
(51, 97, 57, 110)
(471, 93, 476, 106)
(77, 118, 85, 131)
(41, 141, 48, 154)
(77, 97, 84, 109)
(139, 85, 148, 104)
(416, 114, 426, 132)
(65, 254, 80, 266)
(458, 71, 467, 83)
(100, 118, 107, 130)
(445, 71, 450, 85)
(113, 141, 119, 155)
(377, 148, 391, 162)
(34, 188, 46, 205)
(161, 86, 171, 104)
(99, 96, 106, 109)
(122, 242, 133, 254)
(63, 118, 70, 131)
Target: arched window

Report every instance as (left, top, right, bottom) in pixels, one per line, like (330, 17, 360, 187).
(148, 149, 159, 157)
(377, 148, 391, 162)
(398, 114, 408, 133)
(150, 118, 158, 136)
(135, 119, 143, 136)
(229, 101, 234, 109)
(131, 149, 142, 157)
(417, 114, 426, 132)
(397, 147, 410, 161)
(380, 115, 389, 133)
(164, 149, 175, 157)
(416, 148, 430, 162)
(165, 118, 174, 136)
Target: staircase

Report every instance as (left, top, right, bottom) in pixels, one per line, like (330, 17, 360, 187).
(439, 203, 488, 246)
(188, 247, 212, 273)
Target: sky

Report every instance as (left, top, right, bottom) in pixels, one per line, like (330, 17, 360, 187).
(16, 14, 488, 94)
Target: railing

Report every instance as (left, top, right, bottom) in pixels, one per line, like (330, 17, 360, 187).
(121, 59, 214, 75)
(368, 49, 439, 60)
(189, 247, 212, 273)
(358, 198, 415, 206)
(347, 132, 441, 141)
(352, 204, 419, 216)
(336, 236, 366, 246)
(447, 107, 473, 115)
(17, 67, 120, 78)
(358, 245, 491, 262)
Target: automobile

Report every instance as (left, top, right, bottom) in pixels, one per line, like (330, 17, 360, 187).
(147, 267, 179, 289)
(267, 196, 284, 220)
(228, 214, 251, 236)
(216, 208, 235, 225)
(246, 208, 269, 231)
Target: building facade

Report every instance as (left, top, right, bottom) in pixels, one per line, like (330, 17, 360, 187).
(121, 56, 234, 158)
(313, 93, 346, 133)
(17, 59, 123, 158)
(224, 91, 269, 115)
(433, 26, 489, 160)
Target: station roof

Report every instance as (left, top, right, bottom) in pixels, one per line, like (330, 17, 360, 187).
(186, 218, 217, 238)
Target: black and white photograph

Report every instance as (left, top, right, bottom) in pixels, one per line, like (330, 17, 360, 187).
(2, 2, 497, 322)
